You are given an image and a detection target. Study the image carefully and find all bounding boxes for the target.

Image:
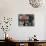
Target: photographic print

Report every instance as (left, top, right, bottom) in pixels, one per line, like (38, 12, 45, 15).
(18, 14, 34, 26)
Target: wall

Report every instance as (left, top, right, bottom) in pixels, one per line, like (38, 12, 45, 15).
(0, 0, 16, 40)
(0, 0, 46, 40)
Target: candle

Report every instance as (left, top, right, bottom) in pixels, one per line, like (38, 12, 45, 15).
(6, 34, 8, 38)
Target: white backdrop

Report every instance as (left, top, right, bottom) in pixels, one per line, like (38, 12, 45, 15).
(0, 0, 46, 40)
